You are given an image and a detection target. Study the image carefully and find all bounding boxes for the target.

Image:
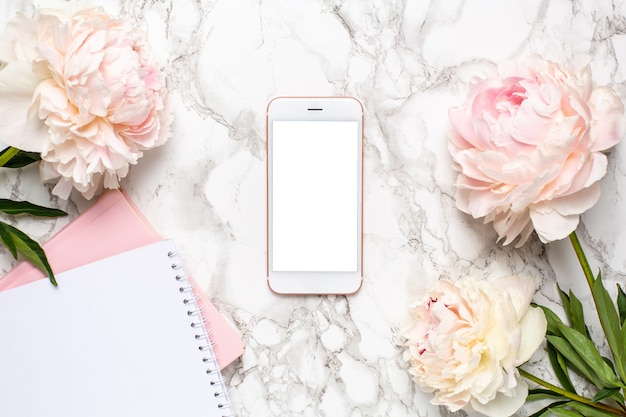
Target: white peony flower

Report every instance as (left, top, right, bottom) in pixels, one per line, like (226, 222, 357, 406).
(403, 275, 547, 417)
(0, 6, 171, 199)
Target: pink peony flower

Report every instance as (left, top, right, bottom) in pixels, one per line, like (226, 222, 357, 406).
(403, 276, 546, 417)
(449, 55, 625, 246)
(0, 5, 171, 199)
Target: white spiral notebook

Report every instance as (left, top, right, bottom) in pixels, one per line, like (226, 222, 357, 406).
(0, 240, 235, 417)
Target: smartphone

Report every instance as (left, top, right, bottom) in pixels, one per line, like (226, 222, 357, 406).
(266, 96, 364, 294)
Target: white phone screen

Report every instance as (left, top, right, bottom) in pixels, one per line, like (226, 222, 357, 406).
(271, 120, 359, 272)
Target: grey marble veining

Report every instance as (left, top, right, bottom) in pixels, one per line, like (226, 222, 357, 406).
(1, 0, 626, 416)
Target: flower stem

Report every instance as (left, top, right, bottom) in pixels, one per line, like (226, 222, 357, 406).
(569, 231, 595, 288)
(520, 369, 626, 416)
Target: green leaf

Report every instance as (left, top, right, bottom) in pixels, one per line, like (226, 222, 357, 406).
(0, 147, 40, 168)
(0, 199, 66, 218)
(538, 304, 565, 336)
(528, 401, 569, 417)
(591, 387, 622, 404)
(527, 389, 568, 402)
(558, 323, 624, 389)
(592, 275, 626, 383)
(549, 406, 584, 417)
(622, 325, 626, 383)
(527, 401, 624, 417)
(0, 221, 18, 257)
(567, 401, 624, 417)
(0, 221, 57, 286)
(547, 334, 605, 388)
(547, 342, 577, 394)
(563, 286, 589, 337)
(617, 283, 626, 327)
(559, 285, 572, 318)
(0, 147, 19, 167)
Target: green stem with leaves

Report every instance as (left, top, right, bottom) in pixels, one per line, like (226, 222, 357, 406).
(0, 146, 66, 286)
(570, 230, 626, 384)
(520, 369, 626, 416)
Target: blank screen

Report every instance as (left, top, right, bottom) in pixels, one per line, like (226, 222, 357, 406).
(271, 120, 359, 272)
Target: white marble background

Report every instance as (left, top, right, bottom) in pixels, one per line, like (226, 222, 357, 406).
(1, 0, 626, 416)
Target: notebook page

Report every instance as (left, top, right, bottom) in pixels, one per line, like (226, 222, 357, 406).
(0, 189, 244, 370)
(0, 240, 233, 417)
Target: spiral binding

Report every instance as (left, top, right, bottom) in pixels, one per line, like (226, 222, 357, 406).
(168, 247, 235, 417)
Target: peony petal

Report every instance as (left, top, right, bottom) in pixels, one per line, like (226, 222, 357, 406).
(490, 210, 533, 246)
(511, 99, 552, 146)
(568, 152, 607, 191)
(0, 13, 40, 63)
(516, 306, 547, 364)
(0, 62, 48, 151)
(499, 154, 545, 186)
(491, 276, 536, 318)
(34, 79, 70, 118)
(48, 176, 74, 200)
(0, 37, 16, 63)
(588, 86, 626, 151)
(472, 117, 497, 151)
(539, 152, 603, 200)
(537, 182, 601, 216)
(583, 152, 610, 188)
(470, 377, 528, 417)
(454, 149, 504, 184)
(447, 108, 475, 150)
(457, 188, 506, 219)
(529, 206, 582, 243)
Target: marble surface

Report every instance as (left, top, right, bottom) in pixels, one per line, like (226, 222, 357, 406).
(1, 0, 626, 416)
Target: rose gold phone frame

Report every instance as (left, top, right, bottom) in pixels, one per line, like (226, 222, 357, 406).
(265, 96, 364, 295)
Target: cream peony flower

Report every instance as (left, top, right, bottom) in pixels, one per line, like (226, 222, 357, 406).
(403, 275, 547, 417)
(0, 6, 171, 199)
(449, 55, 625, 246)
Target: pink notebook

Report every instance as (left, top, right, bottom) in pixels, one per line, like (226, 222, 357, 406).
(0, 189, 244, 369)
